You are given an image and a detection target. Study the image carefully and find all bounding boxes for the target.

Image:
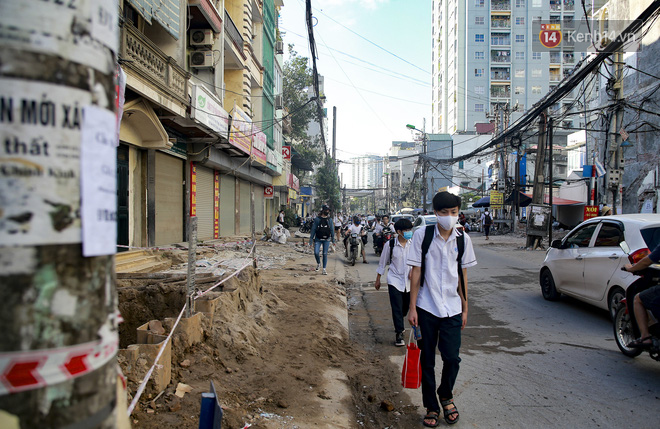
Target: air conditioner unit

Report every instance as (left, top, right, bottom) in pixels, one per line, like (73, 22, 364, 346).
(190, 50, 214, 68)
(190, 29, 214, 46)
(275, 95, 283, 110)
(276, 40, 284, 54)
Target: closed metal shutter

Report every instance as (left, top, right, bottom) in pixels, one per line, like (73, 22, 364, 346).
(155, 152, 183, 246)
(219, 175, 235, 237)
(255, 188, 265, 232)
(239, 180, 251, 235)
(196, 166, 214, 240)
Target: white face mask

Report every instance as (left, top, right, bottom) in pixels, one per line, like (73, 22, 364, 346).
(436, 215, 458, 231)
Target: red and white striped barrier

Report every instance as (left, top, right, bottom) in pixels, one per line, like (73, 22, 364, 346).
(0, 329, 118, 395)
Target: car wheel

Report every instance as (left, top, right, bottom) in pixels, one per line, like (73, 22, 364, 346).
(608, 287, 625, 321)
(540, 269, 561, 301)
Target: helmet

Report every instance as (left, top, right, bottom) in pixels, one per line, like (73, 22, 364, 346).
(321, 204, 330, 212)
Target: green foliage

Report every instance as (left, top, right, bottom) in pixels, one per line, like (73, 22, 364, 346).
(314, 156, 341, 212)
(283, 45, 316, 145)
(460, 192, 479, 209)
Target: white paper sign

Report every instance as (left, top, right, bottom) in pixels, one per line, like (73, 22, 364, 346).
(80, 106, 117, 256)
(641, 199, 654, 214)
(0, 79, 91, 246)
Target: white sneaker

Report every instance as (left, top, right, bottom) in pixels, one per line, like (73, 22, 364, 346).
(315, 264, 320, 271)
(322, 269, 327, 275)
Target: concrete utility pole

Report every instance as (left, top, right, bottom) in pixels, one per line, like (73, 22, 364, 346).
(605, 51, 624, 213)
(0, 1, 120, 427)
(527, 113, 548, 249)
(332, 106, 337, 164)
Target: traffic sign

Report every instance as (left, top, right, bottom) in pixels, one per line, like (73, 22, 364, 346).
(264, 186, 274, 199)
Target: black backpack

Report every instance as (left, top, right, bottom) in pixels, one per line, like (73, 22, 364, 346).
(419, 225, 466, 299)
(316, 217, 331, 239)
(484, 214, 493, 225)
(388, 237, 397, 265)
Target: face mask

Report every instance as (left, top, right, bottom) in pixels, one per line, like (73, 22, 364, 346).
(403, 231, 413, 240)
(436, 215, 458, 231)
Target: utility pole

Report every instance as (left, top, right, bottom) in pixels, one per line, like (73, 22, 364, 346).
(0, 1, 120, 427)
(548, 118, 554, 245)
(605, 51, 624, 213)
(527, 112, 548, 249)
(332, 106, 337, 165)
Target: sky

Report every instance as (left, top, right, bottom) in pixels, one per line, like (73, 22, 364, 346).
(279, 0, 432, 171)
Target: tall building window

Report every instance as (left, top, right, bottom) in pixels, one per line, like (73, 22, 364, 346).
(515, 68, 525, 77)
(475, 104, 485, 112)
(515, 51, 525, 60)
(475, 16, 485, 25)
(532, 68, 542, 77)
(459, 161, 465, 169)
(475, 34, 485, 42)
(475, 51, 485, 59)
(516, 17, 525, 25)
(516, 0, 526, 7)
(532, 85, 542, 94)
(533, 0, 542, 6)
(532, 52, 542, 60)
(474, 85, 485, 94)
(515, 86, 525, 94)
(475, 0, 485, 7)
(515, 35, 525, 43)
(475, 68, 484, 77)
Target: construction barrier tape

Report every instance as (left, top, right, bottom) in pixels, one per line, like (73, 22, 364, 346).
(0, 328, 118, 395)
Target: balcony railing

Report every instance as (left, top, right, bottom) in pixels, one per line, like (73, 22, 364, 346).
(491, 36, 511, 46)
(550, 53, 561, 64)
(490, 87, 511, 98)
(491, 1, 511, 11)
(549, 73, 561, 81)
(491, 18, 511, 28)
(564, 0, 575, 11)
(224, 10, 244, 50)
(563, 53, 575, 64)
(490, 72, 511, 81)
(120, 23, 189, 105)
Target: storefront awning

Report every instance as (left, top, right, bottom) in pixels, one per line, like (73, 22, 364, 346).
(120, 98, 171, 149)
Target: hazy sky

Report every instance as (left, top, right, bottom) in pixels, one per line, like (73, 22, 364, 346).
(280, 0, 432, 167)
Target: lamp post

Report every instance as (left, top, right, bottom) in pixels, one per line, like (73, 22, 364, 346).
(406, 124, 427, 211)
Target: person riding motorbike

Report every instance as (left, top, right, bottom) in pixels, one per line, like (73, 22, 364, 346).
(373, 215, 395, 254)
(344, 215, 368, 264)
(623, 243, 660, 348)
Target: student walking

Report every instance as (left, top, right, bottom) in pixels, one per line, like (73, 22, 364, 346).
(309, 205, 334, 275)
(481, 209, 493, 240)
(407, 192, 477, 427)
(374, 218, 414, 346)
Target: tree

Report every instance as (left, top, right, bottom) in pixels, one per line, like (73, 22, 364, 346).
(314, 156, 341, 211)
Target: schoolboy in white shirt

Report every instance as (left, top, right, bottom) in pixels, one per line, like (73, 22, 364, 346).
(374, 218, 414, 346)
(407, 192, 477, 427)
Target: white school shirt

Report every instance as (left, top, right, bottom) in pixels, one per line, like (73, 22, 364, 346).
(376, 237, 411, 292)
(406, 226, 477, 318)
(347, 224, 364, 235)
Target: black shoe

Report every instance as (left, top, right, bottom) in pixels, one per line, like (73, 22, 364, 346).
(395, 332, 405, 347)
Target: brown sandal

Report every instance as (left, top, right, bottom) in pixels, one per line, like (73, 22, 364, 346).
(423, 410, 440, 427)
(441, 399, 459, 425)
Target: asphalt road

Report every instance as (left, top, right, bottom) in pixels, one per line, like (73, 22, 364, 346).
(341, 234, 660, 428)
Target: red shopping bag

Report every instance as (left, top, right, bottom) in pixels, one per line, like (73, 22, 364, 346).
(401, 331, 422, 389)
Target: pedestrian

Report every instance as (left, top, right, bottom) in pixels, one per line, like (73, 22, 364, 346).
(309, 205, 334, 275)
(481, 209, 493, 240)
(278, 210, 285, 225)
(407, 191, 477, 427)
(375, 218, 414, 346)
(333, 211, 342, 242)
(600, 205, 612, 216)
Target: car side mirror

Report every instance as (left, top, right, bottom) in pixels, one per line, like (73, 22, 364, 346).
(551, 239, 563, 249)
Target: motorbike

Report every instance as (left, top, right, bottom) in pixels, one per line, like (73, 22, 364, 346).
(374, 226, 394, 256)
(299, 219, 313, 234)
(613, 241, 660, 361)
(345, 232, 363, 266)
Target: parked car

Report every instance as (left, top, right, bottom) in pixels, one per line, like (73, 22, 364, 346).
(540, 214, 660, 319)
(412, 215, 438, 234)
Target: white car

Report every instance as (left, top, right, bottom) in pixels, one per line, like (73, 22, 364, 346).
(540, 214, 660, 319)
(412, 215, 437, 234)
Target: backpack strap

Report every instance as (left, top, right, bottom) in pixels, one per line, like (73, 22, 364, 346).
(456, 231, 466, 300)
(388, 237, 396, 265)
(419, 225, 435, 288)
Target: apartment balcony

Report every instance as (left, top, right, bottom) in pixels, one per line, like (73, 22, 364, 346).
(224, 10, 245, 70)
(549, 72, 561, 82)
(490, 85, 511, 98)
(491, 50, 511, 63)
(550, 0, 562, 11)
(189, 0, 222, 32)
(120, 23, 189, 107)
(550, 52, 561, 64)
(491, 34, 511, 46)
(563, 0, 575, 11)
(491, 16, 511, 29)
(563, 52, 575, 64)
(491, 1, 511, 12)
(225, 10, 244, 50)
(490, 68, 511, 81)
(563, 68, 572, 78)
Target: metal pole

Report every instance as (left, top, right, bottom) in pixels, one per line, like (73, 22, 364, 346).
(548, 118, 554, 245)
(422, 133, 427, 211)
(0, 1, 119, 425)
(251, 187, 257, 268)
(187, 217, 198, 318)
(332, 106, 337, 165)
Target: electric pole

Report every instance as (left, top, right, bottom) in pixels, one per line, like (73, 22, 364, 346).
(605, 50, 624, 213)
(0, 1, 121, 427)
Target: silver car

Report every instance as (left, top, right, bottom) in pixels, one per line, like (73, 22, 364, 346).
(540, 214, 660, 319)
(412, 215, 437, 234)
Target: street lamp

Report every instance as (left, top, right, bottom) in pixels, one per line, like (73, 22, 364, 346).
(406, 124, 428, 211)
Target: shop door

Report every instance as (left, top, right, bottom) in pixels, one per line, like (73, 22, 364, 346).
(155, 152, 184, 246)
(116, 145, 129, 251)
(196, 166, 214, 240)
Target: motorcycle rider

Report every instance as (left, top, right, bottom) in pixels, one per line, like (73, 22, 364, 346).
(373, 215, 395, 254)
(623, 243, 660, 348)
(344, 215, 368, 264)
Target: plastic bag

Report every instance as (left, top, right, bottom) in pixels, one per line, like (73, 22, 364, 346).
(401, 330, 422, 389)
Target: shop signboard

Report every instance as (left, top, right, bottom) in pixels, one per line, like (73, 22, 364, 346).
(490, 190, 504, 210)
(251, 127, 267, 166)
(229, 105, 252, 155)
(282, 145, 291, 160)
(264, 186, 274, 199)
(584, 205, 598, 220)
(191, 84, 229, 137)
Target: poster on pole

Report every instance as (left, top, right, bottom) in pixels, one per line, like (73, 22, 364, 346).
(527, 204, 551, 237)
(490, 190, 504, 210)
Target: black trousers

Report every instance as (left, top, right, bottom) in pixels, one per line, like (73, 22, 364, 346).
(418, 308, 462, 412)
(388, 285, 410, 334)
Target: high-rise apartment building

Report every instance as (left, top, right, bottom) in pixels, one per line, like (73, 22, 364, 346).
(431, 0, 586, 134)
(342, 155, 384, 189)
